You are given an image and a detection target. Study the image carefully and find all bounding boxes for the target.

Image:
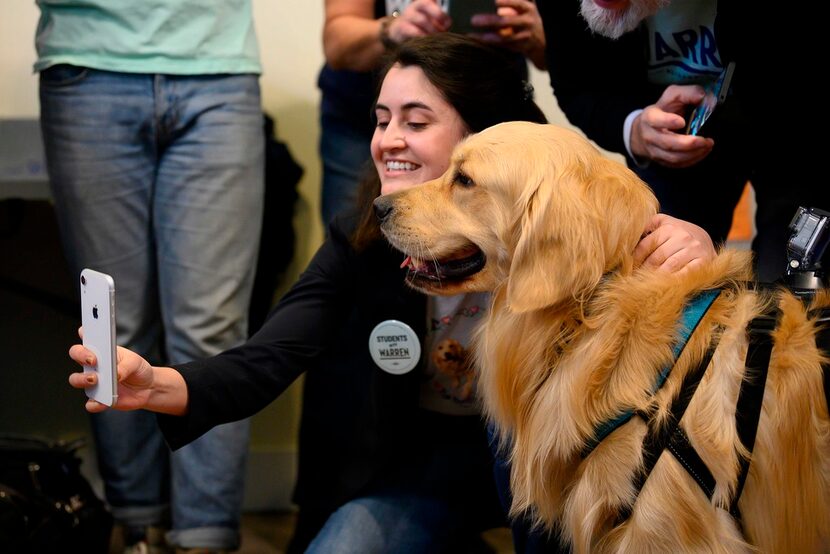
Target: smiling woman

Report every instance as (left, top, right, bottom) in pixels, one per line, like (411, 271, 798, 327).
(66, 33, 549, 554)
(371, 64, 469, 195)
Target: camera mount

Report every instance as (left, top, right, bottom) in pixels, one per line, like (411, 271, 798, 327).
(785, 206, 830, 293)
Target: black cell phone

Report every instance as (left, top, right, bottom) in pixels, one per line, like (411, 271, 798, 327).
(447, 0, 497, 35)
(686, 62, 736, 136)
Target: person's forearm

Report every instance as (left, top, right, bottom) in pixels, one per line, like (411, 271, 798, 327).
(147, 366, 189, 416)
(324, 16, 387, 71)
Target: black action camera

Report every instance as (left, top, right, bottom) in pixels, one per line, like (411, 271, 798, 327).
(785, 206, 830, 292)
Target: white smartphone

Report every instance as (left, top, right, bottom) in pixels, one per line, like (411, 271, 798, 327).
(80, 268, 118, 406)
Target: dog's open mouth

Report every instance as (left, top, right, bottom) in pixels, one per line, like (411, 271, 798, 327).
(400, 244, 486, 285)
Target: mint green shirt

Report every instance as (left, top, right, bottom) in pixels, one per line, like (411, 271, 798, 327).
(34, 0, 261, 75)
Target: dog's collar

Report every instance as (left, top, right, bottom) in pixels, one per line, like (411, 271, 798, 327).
(582, 289, 722, 457)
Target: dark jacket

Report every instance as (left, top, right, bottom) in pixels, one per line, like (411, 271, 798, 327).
(159, 215, 435, 512)
(540, 0, 657, 157)
(538, 0, 747, 162)
(537, 0, 816, 183)
(537, 0, 828, 282)
(158, 216, 502, 549)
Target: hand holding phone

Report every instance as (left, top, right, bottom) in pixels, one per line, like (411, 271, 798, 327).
(80, 269, 117, 406)
(447, 0, 497, 34)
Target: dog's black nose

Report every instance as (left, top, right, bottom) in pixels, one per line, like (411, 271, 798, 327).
(373, 196, 394, 222)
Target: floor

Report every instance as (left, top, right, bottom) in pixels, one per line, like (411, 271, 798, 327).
(106, 512, 298, 553)
(107, 512, 515, 553)
(234, 514, 514, 554)
(238, 512, 300, 554)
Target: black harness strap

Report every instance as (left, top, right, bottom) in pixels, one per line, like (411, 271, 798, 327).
(667, 426, 716, 498)
(583, 290, 722, 459)
(824, 340, 830, 415)
(825, 349, 830, 418)
(617, 313, 777, 525)
(813, 310, 830, 415)
(610, 294, 830, 529)
(615, 331, 722, 523)
(661, 313, 780, 516)
(729, 312, 777, 520)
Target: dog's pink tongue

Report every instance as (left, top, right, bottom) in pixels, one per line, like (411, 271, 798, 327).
(400, 256, 412, 269)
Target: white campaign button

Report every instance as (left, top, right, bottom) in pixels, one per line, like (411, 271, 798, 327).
(368, 320, 421, 375)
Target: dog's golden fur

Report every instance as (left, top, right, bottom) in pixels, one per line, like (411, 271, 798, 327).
(378, 122, 830, 553)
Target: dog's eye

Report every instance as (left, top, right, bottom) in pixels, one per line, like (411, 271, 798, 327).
(454, 171, 474, 188)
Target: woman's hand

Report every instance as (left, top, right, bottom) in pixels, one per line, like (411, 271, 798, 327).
(634, 214, 717, 274)
(469, 0, 546, 69)
(68, 328, 188, 415)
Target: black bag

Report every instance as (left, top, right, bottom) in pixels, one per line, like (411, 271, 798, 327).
(248, 114, 304, 335)
(0, 434, 112, 553)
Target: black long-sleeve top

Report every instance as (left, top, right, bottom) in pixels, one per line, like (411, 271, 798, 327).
(158, 215, 438, 514)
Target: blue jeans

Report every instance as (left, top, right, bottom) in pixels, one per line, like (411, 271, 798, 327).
(306, 412, 503, 553)
(307, 492, 461, 554)
(319, 110, 373, 225)
(39, 65, 264, 550)
(489, 425, 568, 554)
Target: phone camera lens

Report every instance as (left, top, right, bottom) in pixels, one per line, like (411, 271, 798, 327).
(81, 275, 86, 285)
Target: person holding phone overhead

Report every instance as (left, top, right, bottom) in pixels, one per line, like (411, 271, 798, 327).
(67, 34, 718, 554)
(318, 0, 546, 225)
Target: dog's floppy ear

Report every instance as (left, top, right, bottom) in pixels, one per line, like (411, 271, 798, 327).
(506, 155, 657, 313)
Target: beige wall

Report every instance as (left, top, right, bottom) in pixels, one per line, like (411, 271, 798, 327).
(1, 0, 600, 507)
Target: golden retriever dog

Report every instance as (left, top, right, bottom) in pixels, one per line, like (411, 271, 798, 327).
(374, 122, 830, 553)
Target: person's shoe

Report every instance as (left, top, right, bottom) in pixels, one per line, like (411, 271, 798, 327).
(123, 543, 147, 554)
(123, 540, 174, 554)
(123, 542, 153, 554)
(123, 526, 173, 554)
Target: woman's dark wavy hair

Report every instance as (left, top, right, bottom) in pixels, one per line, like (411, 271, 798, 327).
(351, 33, 548, 249)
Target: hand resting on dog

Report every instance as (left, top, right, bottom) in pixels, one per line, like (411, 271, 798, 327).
(634, 213, 717, 275)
